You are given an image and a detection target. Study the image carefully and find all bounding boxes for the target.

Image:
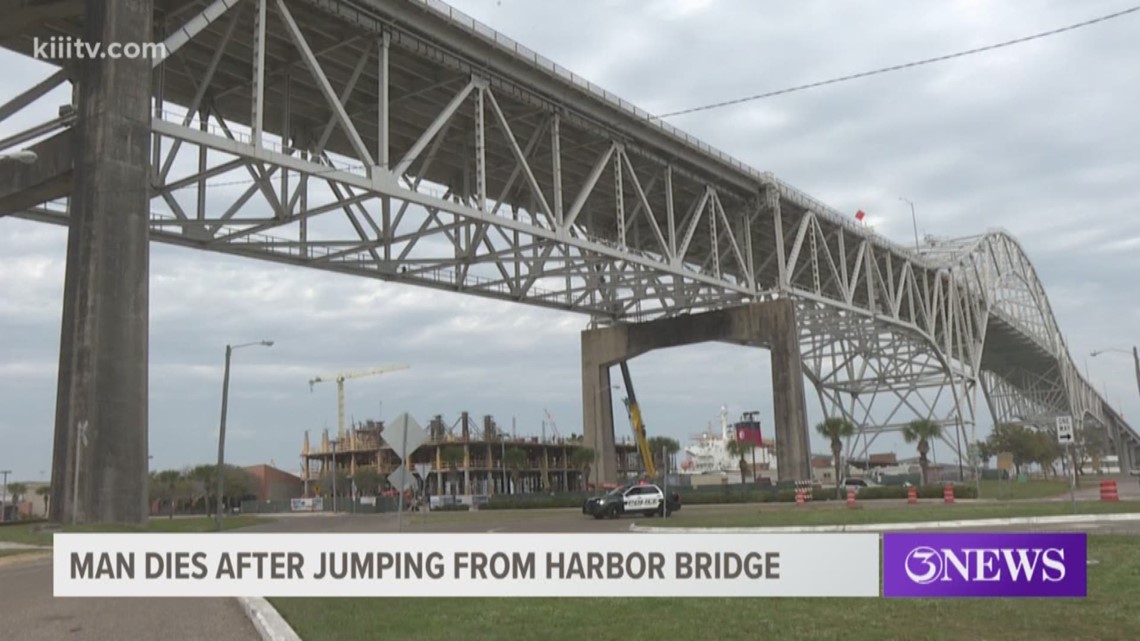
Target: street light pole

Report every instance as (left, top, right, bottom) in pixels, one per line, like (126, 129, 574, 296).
(0, 470, 10, 524)
(899, 197, 920, 251)
(215, 340, 273, 531)
(1090, 346, 1139, 473)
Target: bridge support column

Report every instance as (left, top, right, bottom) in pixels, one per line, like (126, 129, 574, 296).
(581, 298, 812, 485)
(49, 0, 153, 525)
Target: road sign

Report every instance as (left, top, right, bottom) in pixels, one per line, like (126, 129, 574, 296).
(388, 465, 416, 491)
(1056, 416, 1074, 444)
(996, 452, 1013, 472)
(383, 413, 428, 461)
(414, 463, 431, 480)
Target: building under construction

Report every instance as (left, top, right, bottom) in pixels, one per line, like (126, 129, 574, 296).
(300, 412, 641, 497)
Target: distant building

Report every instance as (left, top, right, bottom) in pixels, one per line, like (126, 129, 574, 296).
(300, 413, 641, 497)
(1, 481, 47, 520)
(244, 465, 303, 502)
(812, 455, 837, 485)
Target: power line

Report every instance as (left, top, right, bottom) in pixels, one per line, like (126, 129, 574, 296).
(653, 4, 1140, 120)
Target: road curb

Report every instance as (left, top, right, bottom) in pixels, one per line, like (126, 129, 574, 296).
(237, 596, 302, 641)
(629, 511, 1140, 533)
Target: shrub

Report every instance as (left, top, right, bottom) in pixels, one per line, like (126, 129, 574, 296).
(432, 503, 470, 512)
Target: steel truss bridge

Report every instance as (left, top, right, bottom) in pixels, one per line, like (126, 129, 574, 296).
(2, 0, 1136, 469)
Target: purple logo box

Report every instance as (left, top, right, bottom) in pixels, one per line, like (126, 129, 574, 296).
(883, 532, 1087, 598)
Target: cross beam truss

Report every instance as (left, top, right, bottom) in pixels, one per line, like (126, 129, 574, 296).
(1, 0, 1135, 457)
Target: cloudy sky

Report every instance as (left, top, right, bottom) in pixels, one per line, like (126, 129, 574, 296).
(2, 0, 1138, 483)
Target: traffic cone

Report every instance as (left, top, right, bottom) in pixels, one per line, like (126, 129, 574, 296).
(907, 486, 918, 505)
(1100, 480, 1119, 502)
(943, 485, 954, 504)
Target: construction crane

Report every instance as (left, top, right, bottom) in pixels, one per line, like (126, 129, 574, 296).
(308, 364, 410, 439)
(543, 409, 562, 441)
(618, 361, 656, 478)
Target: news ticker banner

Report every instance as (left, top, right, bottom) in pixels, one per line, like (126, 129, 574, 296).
(55, 532, 881, 597)
(53, 531, 1087, 598)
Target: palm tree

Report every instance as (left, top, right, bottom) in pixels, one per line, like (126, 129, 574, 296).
(815, 417, 856, 499)
(902, 418, 943, 485)
(647, 436, 681, 474)
(6, 482, 27, 506)
(726, 439, 754, 485)
(441, 446, 464, 497)
(153, 470, 182, 518)
(36, 485, 51, 516)
(503, 448, 528, 494)
(570, 447, 595, 491)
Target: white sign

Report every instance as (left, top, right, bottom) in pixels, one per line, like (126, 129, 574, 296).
(413, 463, 431, 480)
(383, 413, 428, 461)
(289, 498, 323, 512)
(1056, 416, 1074, 444)
(387, 465, 415, 491)
(52, 532, 880, 597)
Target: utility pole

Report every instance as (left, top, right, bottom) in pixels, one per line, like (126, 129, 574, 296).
(1090, 346, 1140, 473)
(215, 340, 273, 531)
(0, 470, 10, 523)
(330, 439, 338, 513)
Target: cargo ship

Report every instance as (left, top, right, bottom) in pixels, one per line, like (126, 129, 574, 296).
(679, 407, 774, 477)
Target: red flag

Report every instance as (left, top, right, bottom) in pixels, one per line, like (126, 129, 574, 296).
(855, 209, 866, 222)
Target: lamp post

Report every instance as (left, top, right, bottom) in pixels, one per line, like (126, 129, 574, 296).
(329, 439, 338, 513)
(215, 340, 274, 530)
(0, 470, 10, 524)
(899, 197, 920, 251)
(1091, 346, 1140, 472)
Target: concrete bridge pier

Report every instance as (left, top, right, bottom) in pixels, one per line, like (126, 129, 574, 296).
(581, 298, 812, 486)
(48, 0, 153, 525)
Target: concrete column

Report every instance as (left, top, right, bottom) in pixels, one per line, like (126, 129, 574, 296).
(49, 0, 154, 525)
(579, 299, 812, 485)
(581, 344, 617, 486)
(767, 300, 812, 483)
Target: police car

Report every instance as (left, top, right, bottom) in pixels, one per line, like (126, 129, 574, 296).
(582, 481, 681, 519)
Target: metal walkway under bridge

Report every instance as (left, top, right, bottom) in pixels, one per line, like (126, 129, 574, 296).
(2, 0, 1136, 476)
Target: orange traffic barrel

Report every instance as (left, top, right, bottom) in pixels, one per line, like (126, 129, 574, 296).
(1100, 480, 1119, 502)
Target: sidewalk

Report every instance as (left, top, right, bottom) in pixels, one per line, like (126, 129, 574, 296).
(0, 556, 264, 641)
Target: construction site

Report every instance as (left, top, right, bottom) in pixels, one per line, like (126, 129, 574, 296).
(298, 362, 652, 498)
(300, 413, 642, 497)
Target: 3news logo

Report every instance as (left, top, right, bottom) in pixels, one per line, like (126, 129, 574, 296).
(883, 533, 1087, 597)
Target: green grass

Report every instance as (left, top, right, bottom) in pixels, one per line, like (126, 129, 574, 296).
(270, 534, 1140, 641)
(0, 515, 264, 547)
(659, 500, 1140, 529)
(977, 479, 1072, 500)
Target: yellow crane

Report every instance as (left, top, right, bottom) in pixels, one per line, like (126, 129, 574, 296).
(618, 361, 656, 478)
(308, 364, 410, 439)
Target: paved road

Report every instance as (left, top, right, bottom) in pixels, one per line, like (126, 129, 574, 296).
(0, 556, 261, 641)
(242, 500, 1140, 536)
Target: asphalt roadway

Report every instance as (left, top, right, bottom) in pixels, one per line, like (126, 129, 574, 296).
(3, 492, 1139, 641)
(0, 553, 260, 641)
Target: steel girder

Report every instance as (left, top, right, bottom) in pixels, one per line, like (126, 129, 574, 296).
(1, 0, 1135, 455)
